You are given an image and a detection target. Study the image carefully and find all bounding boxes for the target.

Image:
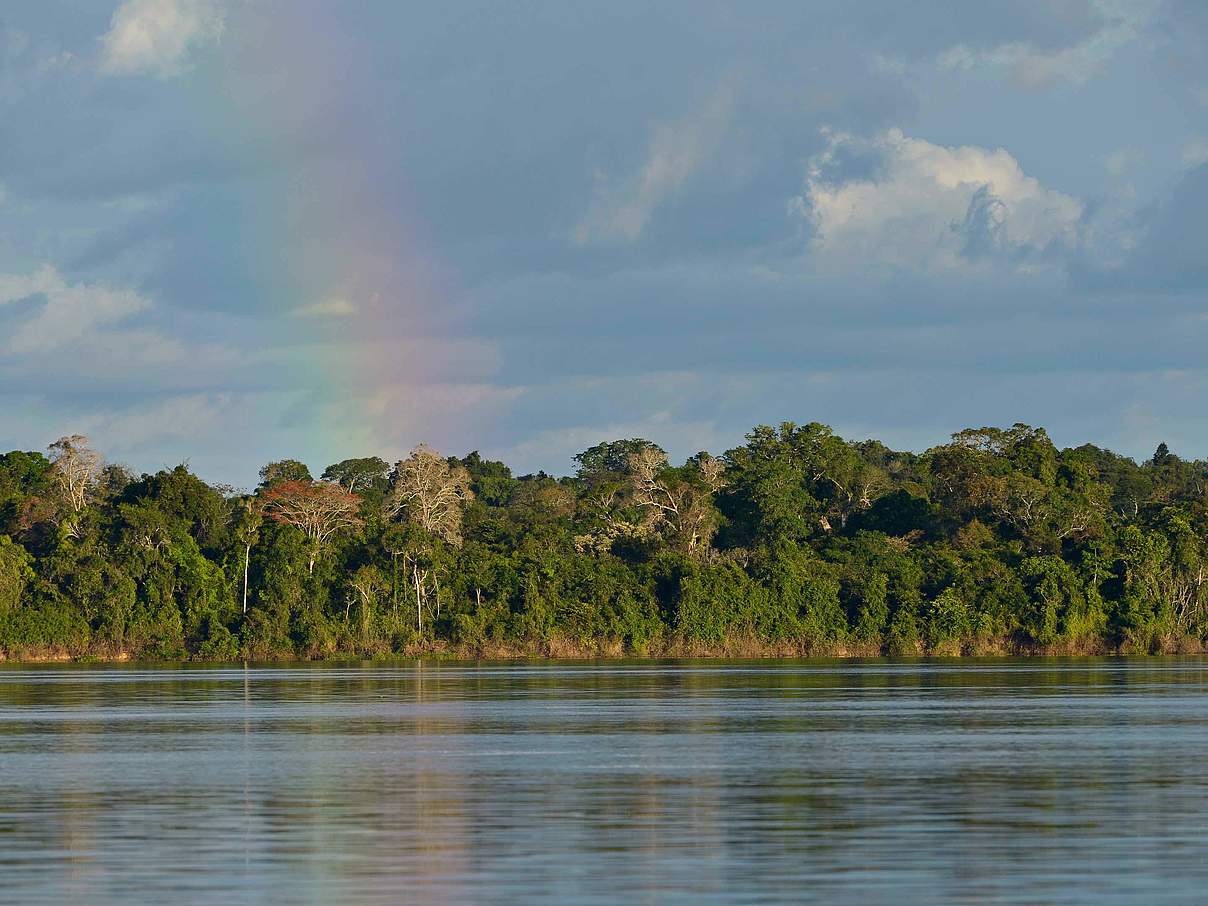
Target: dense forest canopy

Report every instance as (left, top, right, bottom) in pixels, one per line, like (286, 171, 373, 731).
(1, 422, 1206, 659)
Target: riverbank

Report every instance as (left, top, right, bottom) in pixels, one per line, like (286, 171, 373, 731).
(4, 633, 1208, 664)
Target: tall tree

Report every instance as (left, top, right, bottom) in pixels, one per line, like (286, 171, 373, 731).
(383, 446, 473, 632)
(230, 497, 263, 614)
(260, 481, 362, 574)
(627, 448, 724, 555)
(47, 435, 102, 537)
(384, 446, 473, 544)
(321, 457, 390, 495)
(574, 438, 665, 485)
(257, 460, 312, 490)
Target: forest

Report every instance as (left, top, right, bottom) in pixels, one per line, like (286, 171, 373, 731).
(1, 422, 1206, 660)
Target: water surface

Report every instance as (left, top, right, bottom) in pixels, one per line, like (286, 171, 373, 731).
(2, 659, 1207, 904)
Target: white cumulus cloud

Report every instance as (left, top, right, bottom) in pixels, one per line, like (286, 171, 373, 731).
(794, 128, 1083, 272)
(100, 0, 225, 78)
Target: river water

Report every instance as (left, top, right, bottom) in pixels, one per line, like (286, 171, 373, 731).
(2, 659, 1207, 904)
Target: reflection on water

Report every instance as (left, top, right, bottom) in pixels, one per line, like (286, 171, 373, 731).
(2, 659, 1208, 904)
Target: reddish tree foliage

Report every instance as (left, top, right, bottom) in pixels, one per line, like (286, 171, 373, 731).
(260, 480, 363, 573)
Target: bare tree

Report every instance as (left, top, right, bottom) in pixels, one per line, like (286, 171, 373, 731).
(381, 446, 473, 634)
(628, 446, 679, 522)
(627, 449, 722, 554)
(383, 445, 473, 545)
(261, 480, 363, 574)
(47, 435, 102, 537)
(697, 453, 726, 492)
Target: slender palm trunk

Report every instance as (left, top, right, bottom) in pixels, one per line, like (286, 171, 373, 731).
(413, 564, 423, 635)
(391, 551, 399, 620)
(242, 542, 251, 615)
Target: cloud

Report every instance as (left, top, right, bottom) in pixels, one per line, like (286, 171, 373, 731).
(292, 297, 358, 319)
(0, 265, 150, 354)
(1105, 147, 1145, 176)
(100, 0, 225, 77)
(5, 0, 1208, 484)
(77, 391, 234, 450)
(1104, 162, 1208, 292)
(935, 0, 1155, 88)
(1184, 140, 1208, 168)
(794, 127, 1083, 272)
(574, 78, 738, 244)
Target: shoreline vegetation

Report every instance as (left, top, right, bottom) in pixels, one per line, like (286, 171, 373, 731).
(3, 423, 1208, 663)
(6, 637, 1208, 665)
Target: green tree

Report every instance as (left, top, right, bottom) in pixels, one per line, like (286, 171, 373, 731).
(0, 536, 33, 614)
(258, 459, 312, 490)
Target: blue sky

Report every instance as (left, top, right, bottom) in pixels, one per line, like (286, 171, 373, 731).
(1, 0, 1207, 486)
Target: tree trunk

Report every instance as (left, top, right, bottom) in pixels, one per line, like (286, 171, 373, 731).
(242, 543, 251, 615)
(413, 564, 423, 635)
(391, 550, 399, 619)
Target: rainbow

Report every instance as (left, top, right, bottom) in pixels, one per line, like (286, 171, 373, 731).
(205, 7, 468, 473)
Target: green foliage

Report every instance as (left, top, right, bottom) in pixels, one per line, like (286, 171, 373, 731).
(1017, 554, 1104, 645)
(673, 559, 769, 644)
(925, 587, 970, 647)
(459, 452, 516, 507)
(0, 451, 51, 535)
(6, 419, 1208, 659)
(0, 536, 34, 613)
(258, 459, 312, 490)
(574, 438, 665, 483)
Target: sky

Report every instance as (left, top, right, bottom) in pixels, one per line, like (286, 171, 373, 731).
(2, 0, 1207, 487)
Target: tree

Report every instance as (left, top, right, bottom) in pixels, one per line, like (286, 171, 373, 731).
(382, 446, 474, 634)
(321, 457, 390, 495)
(258, 459, 312, 490)
(97, 463, 135, 499)
(346, 564, 388, 637)
(0, 536, 33, 614)
(384, 445, 473, 544)
(574, 438, 665, 485)
(13, 413, 1208, 661)
(260, 481, 362, 574)
(459, 452, 515, 506)
(230, 497, 263, 614)
(0, 451, 51, 538)
(627, 448, 723, 555)
(47, 435, 102, 537)
(719, 424, 819, 546)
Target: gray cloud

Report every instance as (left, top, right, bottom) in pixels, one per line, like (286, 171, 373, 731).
(1112, 163, 1208, 292)
(2, 0, 1208, 485)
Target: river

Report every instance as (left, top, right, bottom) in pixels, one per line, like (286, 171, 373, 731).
(2, 659, 1207, 903)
